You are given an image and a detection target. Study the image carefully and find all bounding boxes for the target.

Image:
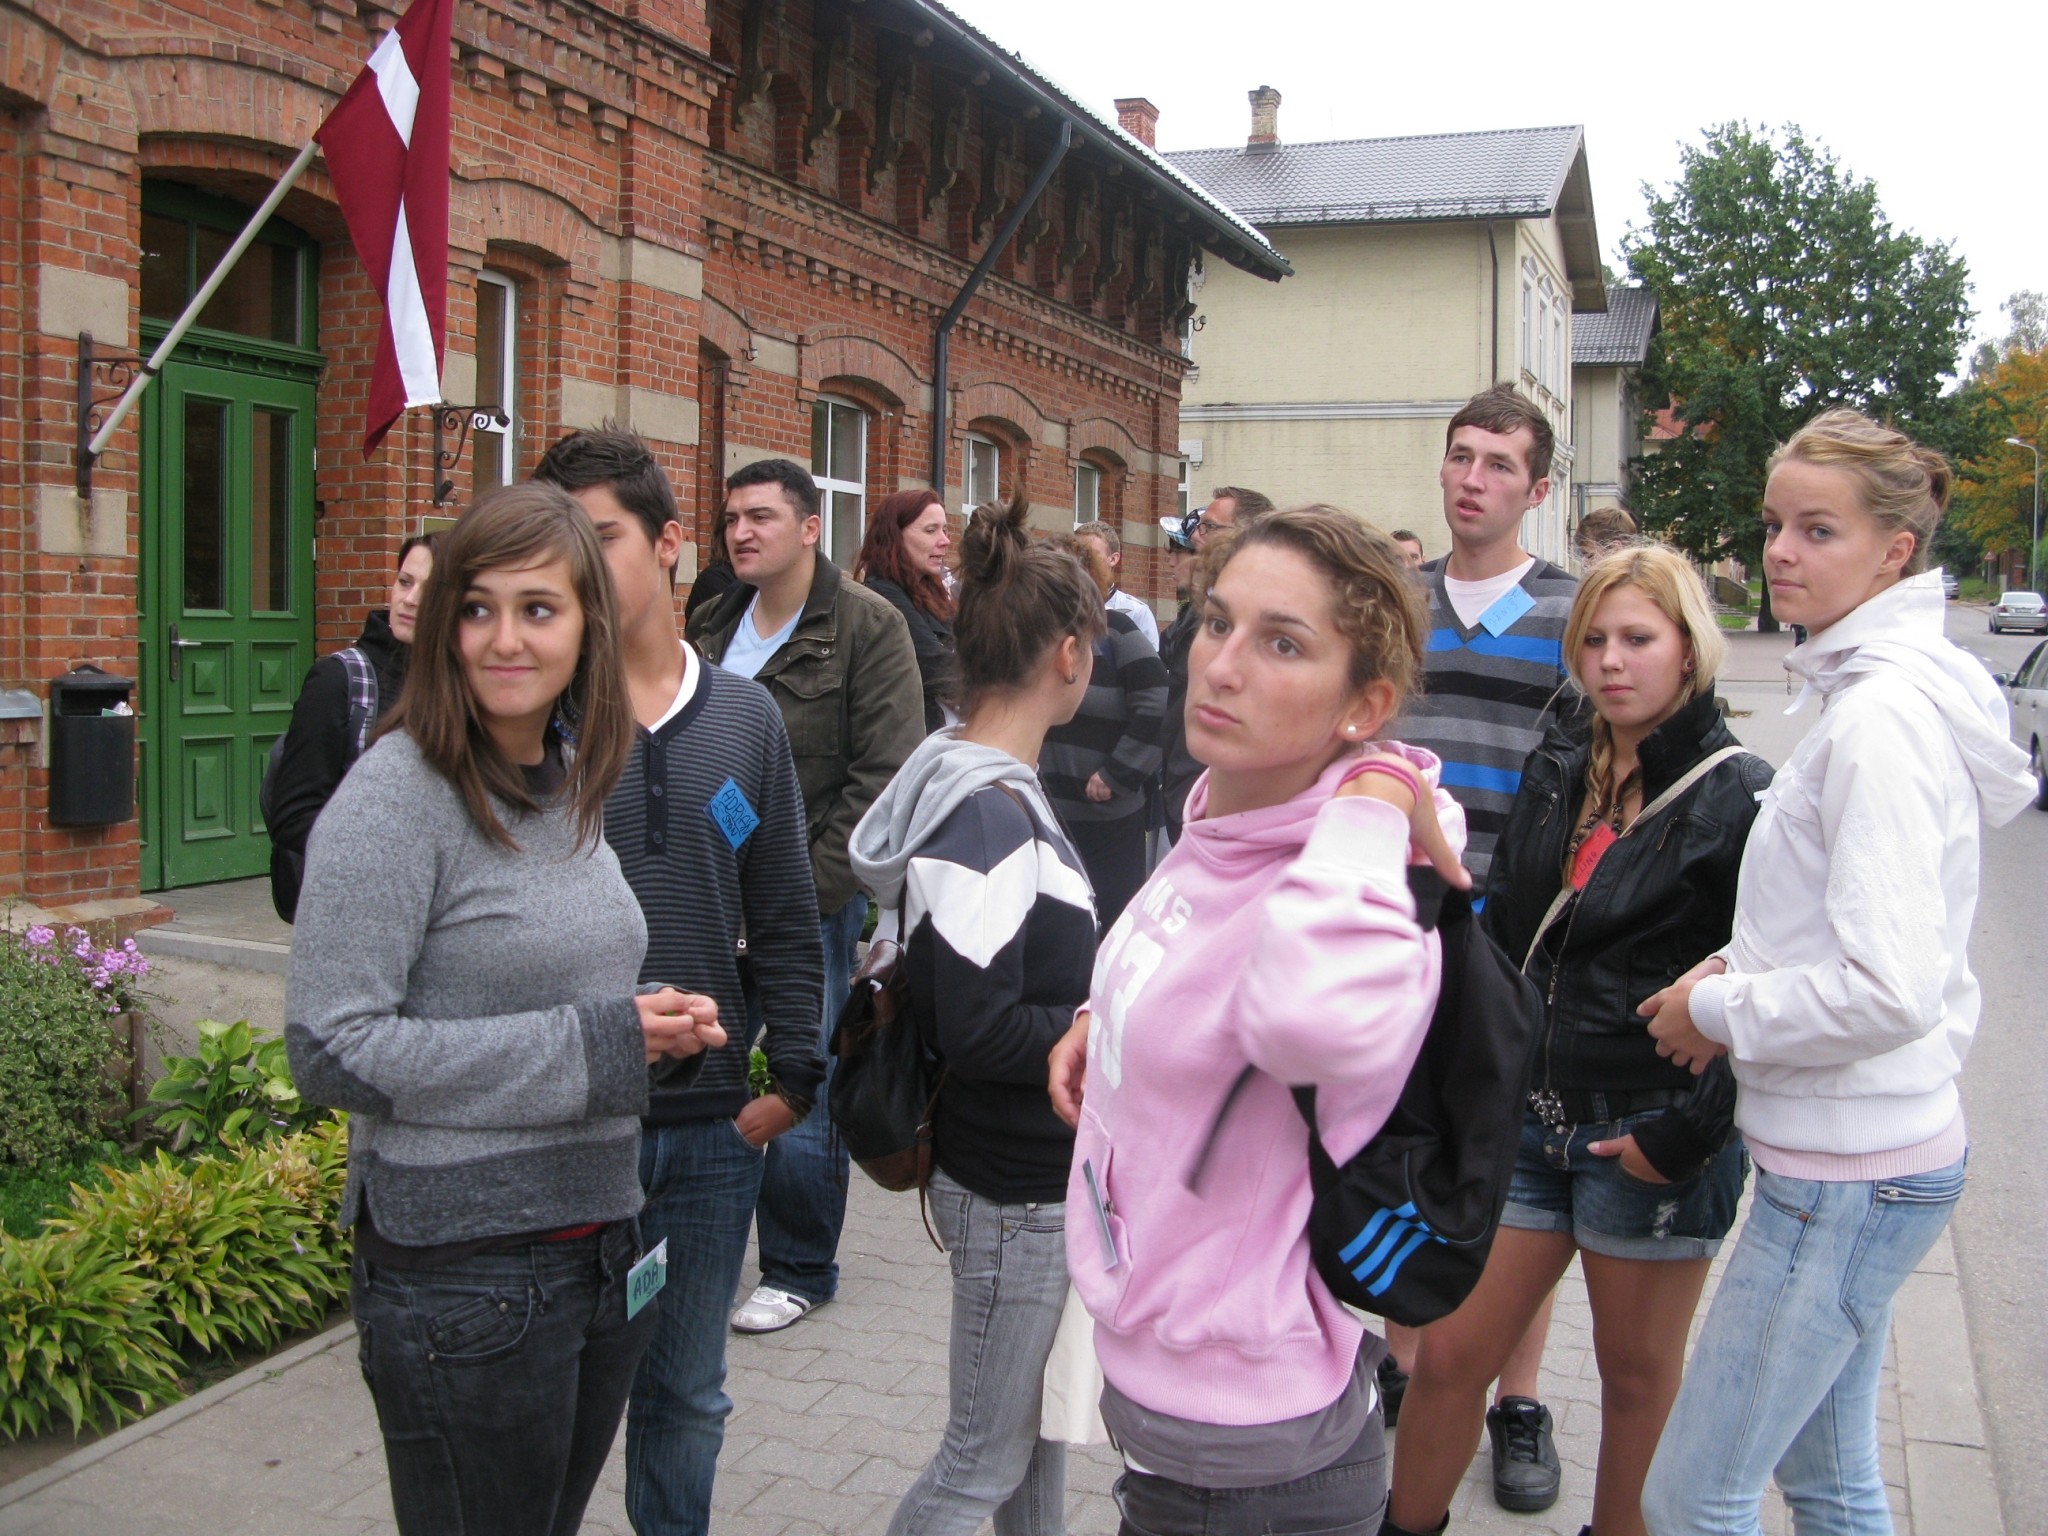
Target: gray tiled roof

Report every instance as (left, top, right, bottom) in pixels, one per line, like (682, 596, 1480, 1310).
(1163, 125, 1587, 227)
(1573, 285, 1659, 366)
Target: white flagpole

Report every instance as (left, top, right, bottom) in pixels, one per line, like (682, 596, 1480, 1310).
(86, 139, 320, 461)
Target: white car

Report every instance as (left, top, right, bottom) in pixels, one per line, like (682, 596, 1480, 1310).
(1989, 591, 2048, 634)
(1997, 641, 2048, 810)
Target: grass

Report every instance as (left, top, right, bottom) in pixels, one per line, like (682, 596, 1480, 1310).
(1717, 612, 1752, 631)
(0, 1146, 141, 1238)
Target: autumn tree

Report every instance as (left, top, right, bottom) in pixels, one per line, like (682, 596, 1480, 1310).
(1622, 124, 1971, 625)
(1951, 347, 2048, 568)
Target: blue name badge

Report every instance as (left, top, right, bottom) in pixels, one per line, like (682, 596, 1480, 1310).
(627, 1238, 668, 1320)
(706, 778, 761, 852)
(1477, 584, 1535, 637)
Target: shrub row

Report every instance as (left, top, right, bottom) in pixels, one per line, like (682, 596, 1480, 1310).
(0, 1117, 350, 1441)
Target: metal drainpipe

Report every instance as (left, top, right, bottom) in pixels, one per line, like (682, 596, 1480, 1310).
(930, 119, 1075, 496)
(1487, 221, 1501, 382)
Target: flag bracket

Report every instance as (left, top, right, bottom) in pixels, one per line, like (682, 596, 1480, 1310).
(74, 332, 148, 499)
(431, 404, 511, 506)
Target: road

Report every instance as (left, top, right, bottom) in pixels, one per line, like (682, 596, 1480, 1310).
(1942, 603, 2048, 1536)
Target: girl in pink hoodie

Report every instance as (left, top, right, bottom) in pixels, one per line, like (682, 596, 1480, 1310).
(1049, 505, 1468, 1535)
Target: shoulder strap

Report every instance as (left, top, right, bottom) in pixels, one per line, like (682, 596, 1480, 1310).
(335, 647, 379, 760)
(1520, 745, 1755, 971)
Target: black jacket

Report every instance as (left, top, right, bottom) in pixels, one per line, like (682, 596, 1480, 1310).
(1482, 693, 1775, 1179)
(865, 575, 954, 734)
(267, 611, 408, 922)
(1158, 601, 1202, 833)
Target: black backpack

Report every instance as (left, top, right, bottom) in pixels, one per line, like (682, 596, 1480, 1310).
(1189, 867, 1543, 1328)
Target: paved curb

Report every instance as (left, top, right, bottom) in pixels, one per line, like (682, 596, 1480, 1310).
(0, 1320, 357, 1510)
(1893, 1228, 2006, 1535)
(136, 927, 293, 974)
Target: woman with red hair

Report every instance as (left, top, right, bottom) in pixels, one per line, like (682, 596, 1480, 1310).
(857, 489, 957, 733)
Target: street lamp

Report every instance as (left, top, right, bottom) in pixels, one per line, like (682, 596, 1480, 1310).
(2008, 437, 2042, 593)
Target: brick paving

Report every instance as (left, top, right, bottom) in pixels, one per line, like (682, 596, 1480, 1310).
(0, 1168, 1913, 1536)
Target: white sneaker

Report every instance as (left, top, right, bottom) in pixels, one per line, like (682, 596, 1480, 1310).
(729, 1285, 817, 1334)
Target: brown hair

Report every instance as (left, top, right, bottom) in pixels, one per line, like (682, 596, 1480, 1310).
(1073, 519, 1121, 557)
(1768, 409, 1952, 576)
(1051, 531, 1115, 600)
(381, 482, 632, 851)
(1445, 384, 1555, 484)
(854, 487, 955, 621)
(953, 496, 1105, 715)
(1199, 504, 1427, 706)
(1573, 506, 1638, 556)
(1210, 486, 1275, 520)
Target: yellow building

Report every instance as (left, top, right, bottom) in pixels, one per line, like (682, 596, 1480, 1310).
(1570, 285, 1661, 527)
(1163, 94, 1605, 563)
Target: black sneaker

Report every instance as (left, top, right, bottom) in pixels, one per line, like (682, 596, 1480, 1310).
(1486, 1396, 1561, 1512)
(1376, 1353, 1410, 1429)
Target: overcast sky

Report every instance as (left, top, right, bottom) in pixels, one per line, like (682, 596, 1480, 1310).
(943, 0, 2039, 364)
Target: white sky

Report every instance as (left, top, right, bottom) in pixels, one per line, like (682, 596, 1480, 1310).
(942, 0, 2040, 362)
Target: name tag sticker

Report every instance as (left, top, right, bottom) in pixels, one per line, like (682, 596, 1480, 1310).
(706, 778, 761, 852)
(1478, 585, 1535, 636)
(1082, 1158, 1119, 1272)
(627, 1238, 668, 1320)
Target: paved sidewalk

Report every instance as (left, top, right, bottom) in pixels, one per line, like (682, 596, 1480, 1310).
(0, 1164, 1983, 1536)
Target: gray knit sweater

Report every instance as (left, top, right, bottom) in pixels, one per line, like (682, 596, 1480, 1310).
(285, 731, 653, 1247)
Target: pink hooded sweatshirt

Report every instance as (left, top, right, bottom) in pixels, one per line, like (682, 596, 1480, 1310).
(1067, 747, 1460, 1428)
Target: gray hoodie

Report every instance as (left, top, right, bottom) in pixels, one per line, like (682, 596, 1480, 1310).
(849, 729, 1061, 910)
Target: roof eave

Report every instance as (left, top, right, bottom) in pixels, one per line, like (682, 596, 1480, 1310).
(896, 0, 1292, 281)
(1551, 132, 1606, 313)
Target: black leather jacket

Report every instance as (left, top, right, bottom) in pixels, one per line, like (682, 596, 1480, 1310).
(1482, 693, 1776, 1180)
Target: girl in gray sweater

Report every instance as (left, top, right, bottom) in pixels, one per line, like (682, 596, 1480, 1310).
(286, 484, 723, 1536)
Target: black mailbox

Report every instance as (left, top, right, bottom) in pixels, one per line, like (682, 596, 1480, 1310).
(49, 664, 135, 827)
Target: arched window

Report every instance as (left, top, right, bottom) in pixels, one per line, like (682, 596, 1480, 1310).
(965, 430, 1003, 511)
(1074, 461, 1102, 525)
(812, 394, 868, 567)
(474, 271, 518, 491)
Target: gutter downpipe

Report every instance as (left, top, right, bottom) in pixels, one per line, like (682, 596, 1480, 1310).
(1486, 220, 1501, 382)
(930, 118, 1074, 496)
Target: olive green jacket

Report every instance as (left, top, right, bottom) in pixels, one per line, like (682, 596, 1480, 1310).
(687, 551, 924, 914)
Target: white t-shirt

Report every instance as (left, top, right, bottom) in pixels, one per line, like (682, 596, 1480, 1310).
(647, 642, 703, 732)
(719, 596, 801, 680)
(1107, 588, 1161, 649)
(1444, 557, 1535, 629)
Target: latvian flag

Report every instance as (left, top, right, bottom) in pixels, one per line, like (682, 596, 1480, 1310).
(316, 0, 454, 456)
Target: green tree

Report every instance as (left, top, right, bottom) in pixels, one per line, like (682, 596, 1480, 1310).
(1622, 124, 1971, 625)
(1951, 346, 2048, 567)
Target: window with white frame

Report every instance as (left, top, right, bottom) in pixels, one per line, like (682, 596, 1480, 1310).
(965, 431, 1002, 512)
(1176, 456, 1193, 521)
(811, 395, 867, 567)
(1550, 306, 1564, 397)
(473, 272, 517, 490)
(1521, 267, 1535, 379)
(1074, 462, 1101, 525)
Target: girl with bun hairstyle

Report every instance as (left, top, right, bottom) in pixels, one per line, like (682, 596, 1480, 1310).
(1047, 505, 1467, 1535)
(857, 488, 957, 733)
(1639, 411, 2033, 1536)
(850, 496, 1102, 1536)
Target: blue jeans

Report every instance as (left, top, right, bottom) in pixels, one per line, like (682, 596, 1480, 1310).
(755, 893, 867, 1305)
(350, 1220, 657, 1536)
(1643, 1156, 1968, 1536)
(1112, 1413, 1387, 1536)
(625, 1116, 768, 1535)
(887, 1169, 1070, 1536)
(1502, 1109, 1748, 1261)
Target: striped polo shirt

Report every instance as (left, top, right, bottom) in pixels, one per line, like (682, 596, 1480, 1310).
(1400, 555, 1578, 894)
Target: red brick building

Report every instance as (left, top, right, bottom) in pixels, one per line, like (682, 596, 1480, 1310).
(0, 0, 1285, 916)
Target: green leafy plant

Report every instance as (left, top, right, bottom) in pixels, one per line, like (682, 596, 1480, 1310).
(0, 920, 148, 1168)
(137, 1019, 323, 1152)
(0, 1227, 183, 1438)
(0, 1145, 136, 1239)
(749, 1046, 773, 1098)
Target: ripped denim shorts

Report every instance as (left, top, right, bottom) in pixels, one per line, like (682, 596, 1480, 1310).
(1500, 1108, 1748, 1261)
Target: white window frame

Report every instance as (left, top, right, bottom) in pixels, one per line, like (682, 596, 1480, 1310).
(1176, 456, 1193, 521)
(965, 431, 1002, 512)
(1521, 271, 1535, 379)
(1074, 462, 1102, 526)
(812, 394, 867, 567)
(474, 272, 517, 489)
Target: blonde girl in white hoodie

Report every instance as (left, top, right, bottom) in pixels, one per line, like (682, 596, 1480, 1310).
(1638, 410, 2034, 1536)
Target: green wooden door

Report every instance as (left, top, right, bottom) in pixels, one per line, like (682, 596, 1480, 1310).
(139, 361, 317, 888)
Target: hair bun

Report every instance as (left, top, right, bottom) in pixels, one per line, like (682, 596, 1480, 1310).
(959, 493, 1031, 587)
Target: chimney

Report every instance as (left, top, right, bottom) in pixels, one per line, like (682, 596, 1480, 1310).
(1247, 85, 1281, 150)
(1115, 97, 1160, 149)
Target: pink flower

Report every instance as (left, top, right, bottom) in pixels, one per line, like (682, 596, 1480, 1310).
(24, 924, 54, 947)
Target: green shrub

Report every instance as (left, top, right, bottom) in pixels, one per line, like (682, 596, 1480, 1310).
(0, 922, 151, 1168)
(137, 1018, 324, 1153)
(0, 1145, 136, 1239)
(0, 1229, 183, 1439)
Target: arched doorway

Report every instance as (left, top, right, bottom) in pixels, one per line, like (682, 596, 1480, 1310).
(136, 181, 322, 890)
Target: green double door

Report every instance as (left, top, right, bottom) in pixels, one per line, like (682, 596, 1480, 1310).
(139, 358, 317, 890)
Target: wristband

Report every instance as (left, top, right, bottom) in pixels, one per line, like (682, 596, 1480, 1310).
(772, 1080, 815, 1126)
(1337, 757, 1425, 806)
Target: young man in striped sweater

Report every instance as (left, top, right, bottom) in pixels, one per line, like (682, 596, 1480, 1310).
(538, 429, 825, 1536)
(1397, 384, 1579, 1516)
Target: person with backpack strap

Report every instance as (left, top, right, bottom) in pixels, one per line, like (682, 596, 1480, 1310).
(1384, 543, 1771, 1536)
(848, 497, 1100, 1536)
(1046, 506, 1466, 1536)
(264, 532, 436, 922)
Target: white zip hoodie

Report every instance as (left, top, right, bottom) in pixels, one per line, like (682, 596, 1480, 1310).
(1688, 571, 2033, 1165)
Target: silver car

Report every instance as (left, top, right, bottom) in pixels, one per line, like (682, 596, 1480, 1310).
(1997, 640, 2048, 810)
(1990, 591, 2048, 634)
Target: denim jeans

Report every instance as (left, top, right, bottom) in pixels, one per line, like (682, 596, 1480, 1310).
(625, 1116, 768, 1535)
(887, 1169, 1070, 1536)
(755, 892, 866, 1306)
(351, 1219, 657, 1536)
(1112, 1412, 1388, 1536)
(1642, 1156, 1968, 1536)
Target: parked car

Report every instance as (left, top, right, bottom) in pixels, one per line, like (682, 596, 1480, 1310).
(1942, 570, 1959, 600)
(1994, 641, 2048, 810)
(1989, 591, 2048, 634)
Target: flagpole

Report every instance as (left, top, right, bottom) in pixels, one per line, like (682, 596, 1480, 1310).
(86, 139, 320, 461)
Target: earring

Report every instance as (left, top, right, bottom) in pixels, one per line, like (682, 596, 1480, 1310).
(1343, 724, 1359, 738)
(1683, 659, 1696, 673)
(1061, 671, 1077, 686)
